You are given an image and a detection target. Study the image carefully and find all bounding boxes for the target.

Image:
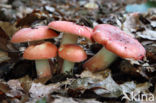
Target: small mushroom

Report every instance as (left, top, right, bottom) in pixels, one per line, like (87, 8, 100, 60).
(23, 42, 57, 78)
(58, 44, 87, 74)
(84, 24, 146, 72)
(48, 21, 92, 74)
(11, 26, 58, 78)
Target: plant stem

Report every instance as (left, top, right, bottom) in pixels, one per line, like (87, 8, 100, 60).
(83, 47, 117, 72)
(35, 59, 51, 78)
(61, 33, 78, 74)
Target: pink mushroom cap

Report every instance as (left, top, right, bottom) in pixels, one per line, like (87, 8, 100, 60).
(48, 21, 93, 39)
(93, 24, 146, 60)
(11, 26, 58, 43)
(23, 42, 57, 60)
(58, 44, 87, 62)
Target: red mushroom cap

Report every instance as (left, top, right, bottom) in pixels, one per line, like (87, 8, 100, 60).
(23, 42, 57, 60)
(11, 26, 58, 43)
(93, 24, 146, 60)
(58, 44, 87, 62)
(48, 21, 93, 39)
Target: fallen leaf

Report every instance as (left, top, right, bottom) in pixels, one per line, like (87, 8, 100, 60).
(29, 82, 59, 99)
(15, 10, 49, 27)
(138, 29, 156, 40)
(0, 81, 10, 93)
(0, 21, 18, 38)
(0, 27, 9, 39)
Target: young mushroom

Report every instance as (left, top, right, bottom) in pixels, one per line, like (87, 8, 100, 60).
(11, 26, 58, 78)
(84, 24, 146, 72)
(58, 44, 87, 74)
(48, 21, 92, 74)
(23, 42, 57, 78)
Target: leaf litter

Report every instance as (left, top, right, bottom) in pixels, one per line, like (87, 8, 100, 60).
(0, 0, 156, 103)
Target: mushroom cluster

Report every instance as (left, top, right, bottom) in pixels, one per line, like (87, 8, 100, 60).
(11, 21, 146, 78)
(48, 21, 92, 74)
(11, 26, 58, 78)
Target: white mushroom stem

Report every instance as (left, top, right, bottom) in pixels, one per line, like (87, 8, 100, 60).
(61, 33, 78, 74)
(83, 47, 117, 72)
(29, 41, 52, 78)
(35, 59, 51, 78)
(61, 33, 78, 44)
(62, 60, 75, 74)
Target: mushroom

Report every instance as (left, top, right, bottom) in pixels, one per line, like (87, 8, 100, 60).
(11, 26, 58, 43)
(11, 26, 58, 78)
(48, 21, 92, 74)
(58, 44, 87, 74)
(23, 42, 57, 78)
(84, 24, 146, 72)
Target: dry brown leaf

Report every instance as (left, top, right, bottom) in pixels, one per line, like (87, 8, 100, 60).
(15, 10, 49, 27)
(0, 21, 18, 38)
(0, 80, 10, 93)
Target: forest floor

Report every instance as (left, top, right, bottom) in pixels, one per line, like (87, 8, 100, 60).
(0, 0, 156, 103)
